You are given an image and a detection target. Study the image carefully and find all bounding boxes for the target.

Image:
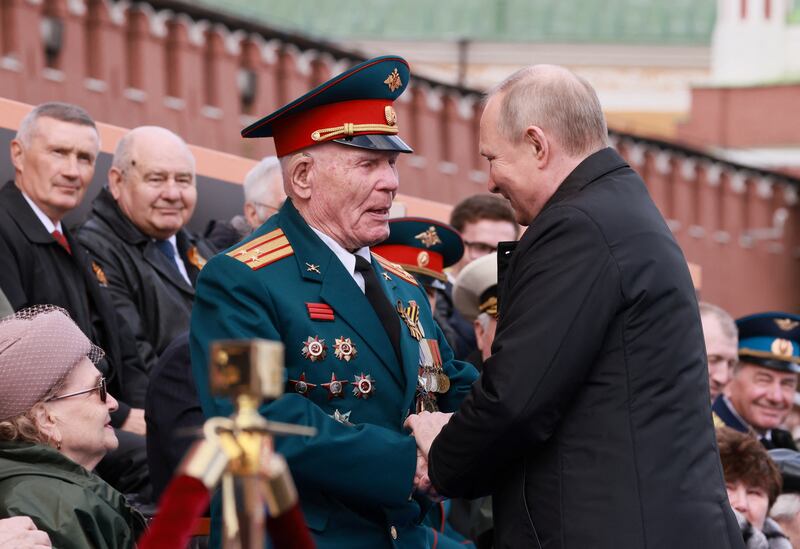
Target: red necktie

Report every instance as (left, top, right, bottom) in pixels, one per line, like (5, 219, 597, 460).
(51, 230, 72, 255)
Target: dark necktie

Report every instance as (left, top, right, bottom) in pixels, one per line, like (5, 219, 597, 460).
(154, 239, 182, 277)
(354, 255, 402, 362)
(51, 230, 71, 254)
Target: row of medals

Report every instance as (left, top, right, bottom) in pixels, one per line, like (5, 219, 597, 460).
(396, 299, 451, 413)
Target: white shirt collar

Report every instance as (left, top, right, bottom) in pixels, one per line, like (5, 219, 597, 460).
(21, 191, 62, 234)
(310, 226, 371, 292)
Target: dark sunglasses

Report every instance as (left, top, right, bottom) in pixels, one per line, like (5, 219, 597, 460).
(45, 377, 107, 403)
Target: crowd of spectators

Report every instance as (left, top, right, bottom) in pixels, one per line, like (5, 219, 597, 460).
(0, 98, 799, 549)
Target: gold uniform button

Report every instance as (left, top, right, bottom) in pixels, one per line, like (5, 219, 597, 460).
(390, 525, 398, 540)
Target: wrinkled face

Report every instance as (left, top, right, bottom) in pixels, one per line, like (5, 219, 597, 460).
(11, 117, 99, 222)
(726, 480, 769, 530)
(111, 132, 197, 240)
(480, 94, 556, 226)
(43, 358, 119, 471)
(702, 314, 738, 402)
(727, 363, 797, 432)
(455, 219, 517, 273)
(307, 145, 400, 250)
(474, 315, 498, 363)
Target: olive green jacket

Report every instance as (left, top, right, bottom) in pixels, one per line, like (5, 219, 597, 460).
(0, 441, 147, 548)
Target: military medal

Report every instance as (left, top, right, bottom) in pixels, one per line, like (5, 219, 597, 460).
(352, 373, 376, 399)
(302, 336, 327, 361)
(396, 300, 424, 341)
(331, 409, 353, 426)
(333, 337, 357, 362)
(321, 372, 348, 400)
(289, 372, 316, 396)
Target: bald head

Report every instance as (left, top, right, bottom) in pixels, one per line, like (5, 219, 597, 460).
(489, 64, 608, 158)
(108, 126, 197, 239)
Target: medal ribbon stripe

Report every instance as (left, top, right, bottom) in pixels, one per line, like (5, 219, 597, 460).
(306, 302, 335, 321)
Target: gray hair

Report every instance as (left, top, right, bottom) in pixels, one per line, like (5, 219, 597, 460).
(771, 493, 800, 521)
(16, 102, 97, 146)
(244, 156, 282, 204)
(488, 65, 608, 157)
(699, 301, 738, 341)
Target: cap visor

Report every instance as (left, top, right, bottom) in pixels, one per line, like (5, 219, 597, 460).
(333, 134, 413, 153)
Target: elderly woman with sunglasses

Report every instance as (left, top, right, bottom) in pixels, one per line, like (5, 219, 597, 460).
(0, 306, 146, 548)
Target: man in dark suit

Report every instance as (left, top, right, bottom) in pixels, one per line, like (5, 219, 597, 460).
(78, 126, 216, 374)
(713, 312, 800, 451)
(0, 102, 150, 496)
(406, 65, 742, 548)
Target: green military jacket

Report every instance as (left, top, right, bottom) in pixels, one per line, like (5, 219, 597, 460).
(0, 441, 147, 548)
(191, 199, 478, 549)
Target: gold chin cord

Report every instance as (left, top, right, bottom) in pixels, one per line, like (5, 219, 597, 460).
(178, 339, 317, 549)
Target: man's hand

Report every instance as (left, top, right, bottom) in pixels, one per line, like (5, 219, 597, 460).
(404, 411, 453, 459)
(0, 516, 52, 548)
(413, 448, 445, 502)
(120, 408, 147, 436)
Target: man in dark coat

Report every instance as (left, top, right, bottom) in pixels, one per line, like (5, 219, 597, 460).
(713, 312, 800, 451)
(78, 126, 216, 374)
(406, 65, 742, 548)
(0, 102, 150, 496)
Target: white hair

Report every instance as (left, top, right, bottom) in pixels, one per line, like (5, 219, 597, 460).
(243, 156, 282, 204)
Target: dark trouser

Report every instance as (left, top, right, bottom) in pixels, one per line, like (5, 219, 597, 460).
(96, 429, 152, 504)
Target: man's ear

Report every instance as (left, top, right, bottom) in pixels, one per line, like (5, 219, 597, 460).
(473, 319, 485, 352)
(9, 139, 24, 174)
(243, 202, 259, 229)
(286, 153, 314, 201)
(525, 125, 549, 166)
(107, 166, 124, 200)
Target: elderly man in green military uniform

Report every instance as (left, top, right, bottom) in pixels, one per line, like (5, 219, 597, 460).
(190, 56, 478, 548)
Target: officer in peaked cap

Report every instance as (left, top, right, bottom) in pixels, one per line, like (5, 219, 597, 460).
(372, 217, 463, 307)
(190, 56, 478, 549)
(712, 312, 800, 451)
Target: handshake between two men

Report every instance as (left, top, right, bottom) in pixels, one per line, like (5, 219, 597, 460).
(405, 411, 453, 500)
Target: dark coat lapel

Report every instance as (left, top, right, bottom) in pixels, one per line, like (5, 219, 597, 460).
(279, 201, 405, 388)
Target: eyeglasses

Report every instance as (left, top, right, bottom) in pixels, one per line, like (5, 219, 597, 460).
(45, 377, 107, 403)
(252, 201, 281, 212)
(463, 240, 498, 255)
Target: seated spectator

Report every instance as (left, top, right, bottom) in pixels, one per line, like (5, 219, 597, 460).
(0, 516, 51, 548)
(78, 126, 217, 374)
(713, 312, 800, 450)
(771, 493, 800, 549)
(0, 101, 150, 497)
(0, 306, 146, 548)
(205, 155, 286, 250)
(717, 427, 791, 548)
(699, 302, 738, 402)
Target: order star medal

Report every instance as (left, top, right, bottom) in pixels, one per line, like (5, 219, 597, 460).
(396, 300, 424, 341)
(302, 336, 327, 362)
(334, 337, 357, 362)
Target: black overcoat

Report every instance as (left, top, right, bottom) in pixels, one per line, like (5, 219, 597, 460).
(0, 182, 147, 425)
(77, 187, 217, 373)
(428, 148, 743, 549)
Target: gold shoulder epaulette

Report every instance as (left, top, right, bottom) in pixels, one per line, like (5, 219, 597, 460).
(227, 228, 294, 271)
(372, 253, 418, 286)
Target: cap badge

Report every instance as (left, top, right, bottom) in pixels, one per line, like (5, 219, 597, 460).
(384, 68, 402, 92)
(775, 318, 800, 331)
(334, 337, 357, 362)
(771, 338, 795, 358)
(415, 226, 442, 248)
(385, 106, 397, 126)
(301, 336, 328, 362)
(417, 251, 430, 267)
(353, 373, 376, 399)
(322, 372, 348, 400)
